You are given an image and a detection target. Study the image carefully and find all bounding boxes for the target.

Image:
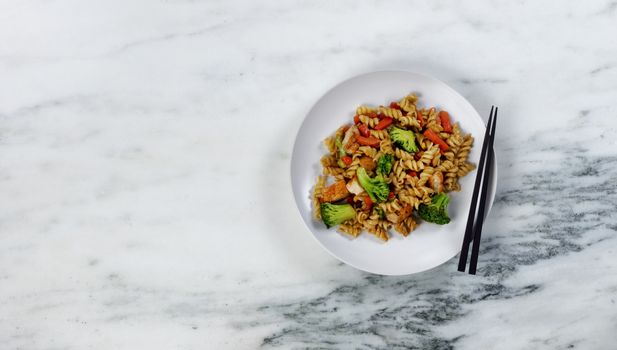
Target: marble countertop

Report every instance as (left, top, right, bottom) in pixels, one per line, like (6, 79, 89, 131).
(2, 1, 617, 349)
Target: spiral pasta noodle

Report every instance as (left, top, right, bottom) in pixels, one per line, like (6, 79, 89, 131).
(312, 175, 325, 220)
(398, 94, 418, 113)
(344, 157, 361, 178)
(395, 216, 417, 236)
(370, 129, 389, 140)
(356, 105, 376, 115)
(398, 115, 422, 129)
(379, 107, 404, 119)
(339, 218, 363, 237)
(359, 114, 379, 127)
(379, 138, 393, 154)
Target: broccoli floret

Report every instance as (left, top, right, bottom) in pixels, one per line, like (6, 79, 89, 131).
(320, 203, 356, 228)
(335, 136, 346, 158)
(418, 193, 451, 225)
(356, 167, 389, 203)
(376, 154, 393, 177)
(335, 136, 347, 167)
(389, 127, 418, 153)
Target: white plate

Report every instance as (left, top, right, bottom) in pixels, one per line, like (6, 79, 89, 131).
(291, 71, 497, 276)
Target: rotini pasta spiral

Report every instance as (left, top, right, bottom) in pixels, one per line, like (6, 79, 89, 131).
(397, 115, 422, 129)
(356, 105, 375, 115)
(379, 107, 404, 119)
(394, 148, 414, 161)
(398, 94, 418, 113)
(370, 129, 389, 140)
(324, 136, 337, 153)
(379, 138, 393, 154)
(395, 216, 417, 236)
(323, 165, 344, 176)
(312, 175, 325, 220)
(339, 218, 363, 237)
(344, 157, 361, 178)
(320, 154, 337, 167)
(358, 146, 377, 158)
(359, 114, 379, 127)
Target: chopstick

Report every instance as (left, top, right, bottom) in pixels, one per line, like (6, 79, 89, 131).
(457, 107, 494, 272)
(457, 106, 498, 274)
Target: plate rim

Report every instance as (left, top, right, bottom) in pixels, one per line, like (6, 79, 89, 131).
(290, 70, 498, 276)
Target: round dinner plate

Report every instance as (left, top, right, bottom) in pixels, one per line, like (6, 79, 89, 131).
(291, 71, 497, 275)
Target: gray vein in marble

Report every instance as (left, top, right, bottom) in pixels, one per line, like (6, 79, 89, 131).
(458, 78, 508, 85)
(590, 64, 615, 75)
(108, 24, 228, 57)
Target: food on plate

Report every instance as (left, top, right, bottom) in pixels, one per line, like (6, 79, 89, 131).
(312, 93, 475, 241)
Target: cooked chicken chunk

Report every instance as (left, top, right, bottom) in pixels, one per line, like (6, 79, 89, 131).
(429, 171, 444, 193)
(346, 177, 365, 195)
(386, 204, 412, 224)
(358, 156, 376, 171)
(320, 180, 350, 202)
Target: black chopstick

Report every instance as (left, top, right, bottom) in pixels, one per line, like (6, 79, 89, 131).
(468, 108, 497, 274)
(457, 106, 497, 273)
(457, 107, 494, 272)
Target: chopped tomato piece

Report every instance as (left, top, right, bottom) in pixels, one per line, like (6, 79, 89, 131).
(366, 111, 377, 118)
(363, 195, 373, 209)
(407, 171, 417, 177)
(389, 102, 401, 110)
(355, 135, 381, 147)
(438, 111, 453, 133)
(354, 114, 360, 124)
(374, 117, 393, 130)
(388, 191, 395, 200)
(346, 196, 354, 204)
(376, 112, 387, 119)
(416, 109, 424, 125)
(341, 155, 352, 166)
(423, 129, 449, 151)
(358, 124, 370, 137)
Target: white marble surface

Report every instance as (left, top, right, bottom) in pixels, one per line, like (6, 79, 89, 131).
(1, 1, 617, 349)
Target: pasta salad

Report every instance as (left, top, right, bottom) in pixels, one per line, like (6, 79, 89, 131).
(312, 94, 475, 242)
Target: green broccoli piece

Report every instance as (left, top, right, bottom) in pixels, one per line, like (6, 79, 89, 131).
(320, 203, 356, 228)
(335, 136, 346, 158)
(418, 193, 451, 225)
(376, 154, 393, 177)
(356, 167, 389, 203)
(389, 127, 418, 153)
(335, 136, 347, 168)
